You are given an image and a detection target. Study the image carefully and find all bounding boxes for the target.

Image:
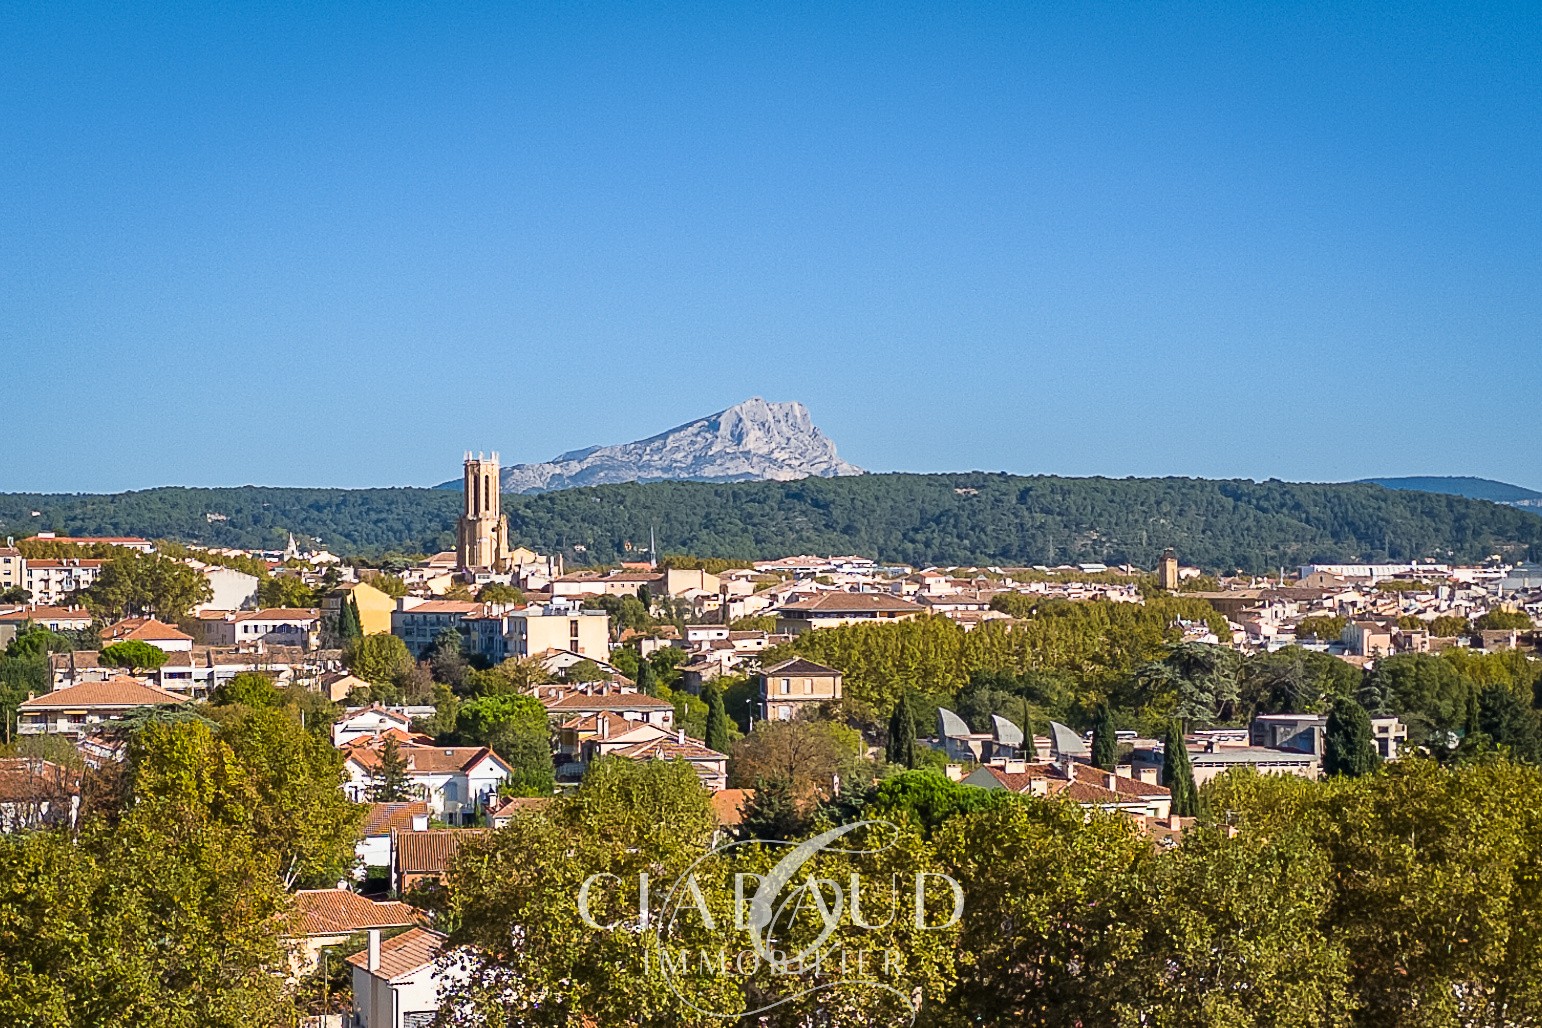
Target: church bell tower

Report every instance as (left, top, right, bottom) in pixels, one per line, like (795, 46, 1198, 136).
(456, 452, 509, 571)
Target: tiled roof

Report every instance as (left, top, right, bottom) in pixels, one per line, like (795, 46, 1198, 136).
(346, 742, 507, 775)
(24, 559, 106, 569)
(491, 796, 553, 818)
(778, 593, 923, 614)
(612, 736, 726, 762)
(0, 758, 80, 803)
(344, 926, 447, 982)
(292, 890, 420, 936)
(542, 692, 675, 713)
(395, 829, 490, 875)
(711, 788, 753, 827)
(760, 657, 843, 678)
(18, 676, 186, 710)
(399, 600, 482, 614)
(0, 606, 94, 623)
(233, 608, 320, 622)
(102, 618, 193, 643)
(361, 801, 432, 837)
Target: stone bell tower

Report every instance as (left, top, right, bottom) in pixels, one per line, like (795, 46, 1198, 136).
(456, 452, 509, 571)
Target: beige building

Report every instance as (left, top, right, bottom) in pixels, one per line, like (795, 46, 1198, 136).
(0, 547, 23, 591)
(322, 580, 396, 638)
(456, 452, 510, 571)
(758, 657, 844, 721)
(775, 592, 923, 635)
(1157, 549, 1180, 591)
(24, 558, 104, 606)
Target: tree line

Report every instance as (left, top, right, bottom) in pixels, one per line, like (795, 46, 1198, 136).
(5, 472, 1541, 570)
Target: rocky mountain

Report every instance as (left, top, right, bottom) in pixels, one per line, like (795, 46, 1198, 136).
(458, 398, 865, 494)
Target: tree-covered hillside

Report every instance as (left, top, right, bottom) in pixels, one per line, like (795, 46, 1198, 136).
(3, 474, 1540, 571)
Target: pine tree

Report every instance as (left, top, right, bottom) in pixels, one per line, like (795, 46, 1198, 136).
(1161, 720, 1198, 816)
(887, 693, 917, 768)
(1324, 697, 1380, 777)
(738, 776, 806, 841)
(368, 737, 415, 802)
(1091, 703, 1118, 771)
(1477, 685, 1542, 763)
(704, 686, 732, 753)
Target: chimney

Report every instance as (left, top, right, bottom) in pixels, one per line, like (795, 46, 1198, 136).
(1105, 773, 1119, 792)
(410, 813, 429, 832)
(677, 728, 685, 744)
(367, 928, 381, 972)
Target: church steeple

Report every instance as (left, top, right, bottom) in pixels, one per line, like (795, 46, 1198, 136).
(456, 452, 509, 571)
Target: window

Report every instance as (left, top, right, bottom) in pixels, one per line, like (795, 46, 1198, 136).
(803, 679, 813, 694)
(780, 678, 790, 695)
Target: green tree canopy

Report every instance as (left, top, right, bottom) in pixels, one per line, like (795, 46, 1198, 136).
(98, 639, 169, 673)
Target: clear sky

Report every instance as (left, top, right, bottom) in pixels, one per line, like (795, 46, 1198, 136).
(3, 2, 1539, 493)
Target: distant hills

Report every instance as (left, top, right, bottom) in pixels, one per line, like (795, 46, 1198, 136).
(1359, 476, 1542, 504)
(437, 398, 864, 493)
(4, 474, 1541, 572)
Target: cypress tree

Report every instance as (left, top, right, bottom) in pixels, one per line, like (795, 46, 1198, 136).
(1091, 703, 1118, 771)
(636, 662, 658, 696)
(705, 686, 732, 753)
(887, 693, 918, 768)
(337, 596, 363, 645)
(1324, 697, 1380, 777)
(1021, 706, 1038, 760)
(1161, 720, 1198, 816)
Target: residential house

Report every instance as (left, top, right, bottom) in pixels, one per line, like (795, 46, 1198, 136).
(758, 658, 844, 721)
(541, 689, 677, 730)
(348, 926, 463, 1028)
(288, 889, 420, 978)
(191, 608, 322, 649)
(333, 706, 419, 747)
(607, 732, 729, 791)
(17, 677, 186, 736)
(319, 672, 373, 704)
(775, 592, 923, 635)
(343, 742, 512, 825)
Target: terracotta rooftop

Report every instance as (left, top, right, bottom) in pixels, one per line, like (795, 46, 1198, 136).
(18, 676, 186, 710)
(361, 801, 432, 837)
(779, 593, 923, 614)
(761, 657, 843, 678)
(346, 742, 508, 775)
(292, 890, 420, 936)
(395, 829, 490, 875)
(101, 618, 193, 643)
(542, 692, 675, 713)
(344, 925, 447, 982)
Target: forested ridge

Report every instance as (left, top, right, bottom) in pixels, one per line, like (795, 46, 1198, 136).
(2, 473, 1539, 571)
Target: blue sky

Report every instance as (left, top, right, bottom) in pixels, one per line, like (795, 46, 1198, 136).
(3, 2, 1539, 493)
